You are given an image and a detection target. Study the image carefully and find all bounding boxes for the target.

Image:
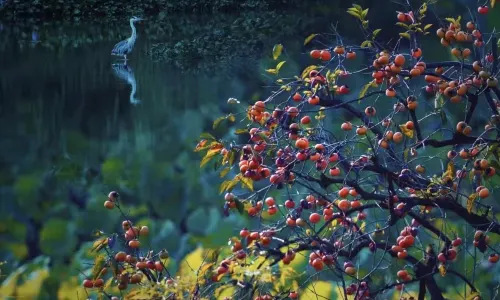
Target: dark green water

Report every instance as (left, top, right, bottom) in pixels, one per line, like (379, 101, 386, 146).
(2, 8, 352, 295)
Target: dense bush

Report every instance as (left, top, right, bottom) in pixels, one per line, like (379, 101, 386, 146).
(71, 0, 500, 299)
(0, 0, 329, 22)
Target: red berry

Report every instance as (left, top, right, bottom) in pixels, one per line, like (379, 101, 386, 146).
(83, 279, 94, 288)
(310, 50, 321, 59)
(285, 199, 295, 209)
(309, 213, 321, 223)
(452, 238, 462, 247)
(320, 50, 332, 61)
(478, 5, 489, 14)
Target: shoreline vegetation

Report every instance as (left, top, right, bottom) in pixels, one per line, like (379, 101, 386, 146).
(0, 0, 330, 22)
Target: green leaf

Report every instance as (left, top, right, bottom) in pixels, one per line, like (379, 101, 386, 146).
(213, 116, 226, 129)
(352, 4, 362, 11)
(213, 114, 236, 129)
(492, 0, 496, 8)
(361, 8, 369, 18)
(372, 29, 381, 39)
(399, 32, 411, 39)
(486, 145, 498, 159)
(304, 34, 318, 45)
(200, 132, 216, 140)
(424, 24, 433, 31)
(228, 149, 237, 165)
(359, 80, 378, 102)
(257, 132, 270, 142)
(234, 199, 245, 214)
(276, 61, 286, 72)
(272, 44, 283, 60)
(360, 40, 372, 48)
(440, 110, 448, 125)
(396, 22, 410, 29)
(489, 160, 500, 175)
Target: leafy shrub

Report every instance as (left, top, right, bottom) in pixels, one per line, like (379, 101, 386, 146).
(78, 1, 500, 299)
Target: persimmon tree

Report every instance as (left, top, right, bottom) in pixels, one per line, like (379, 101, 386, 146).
(80, 0, 500, 299)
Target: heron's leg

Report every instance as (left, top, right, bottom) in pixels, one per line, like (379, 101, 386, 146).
(124, 54, 128, 61)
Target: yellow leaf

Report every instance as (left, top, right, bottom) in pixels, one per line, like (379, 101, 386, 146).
(92, 238, 108, 252)
(234, 128, 248, 135)
(276, 61, 286, 72)
(420, 3, 428, 15)
(301, 65, 318, 79)
(179, 247, 205, 277)
(492, 0, 497, 8)
(92, 255, 107, 280)
(16, 268, 49, 299)
(219, 174, 241, 194)
(200, 146, 224, 168)
(442, 161, 455, 180)
(196, 140, 222, 153)
(467, 292, 482, 300)
(215, 286, 236, 299)
(399, 124, 414, 138)
(438, 263, 447, 277)
(126, 288, 161, 299)
(466, 193, 478, 213)
(272, 44, 283, 60)
(304, 34, 318, 45)
(347, 10, 361, 19)
(58, 276, 87, 300)
(399, 32, 411, 39)
(0, 269, 20, 298)
(240, 176, 254, 192)
(445, 18, 455, 23)
(220, 167, 231, 178)
(266, 68, 278, 75)
(403, 148, 409, 162)
(198, 262, 214, 278)
(228, 114, 236, 122)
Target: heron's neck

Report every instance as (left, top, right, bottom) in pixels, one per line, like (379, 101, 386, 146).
(129, 20, 137, 40)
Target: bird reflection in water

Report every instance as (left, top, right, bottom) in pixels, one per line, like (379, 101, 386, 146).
(112, 63, 141, 105)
